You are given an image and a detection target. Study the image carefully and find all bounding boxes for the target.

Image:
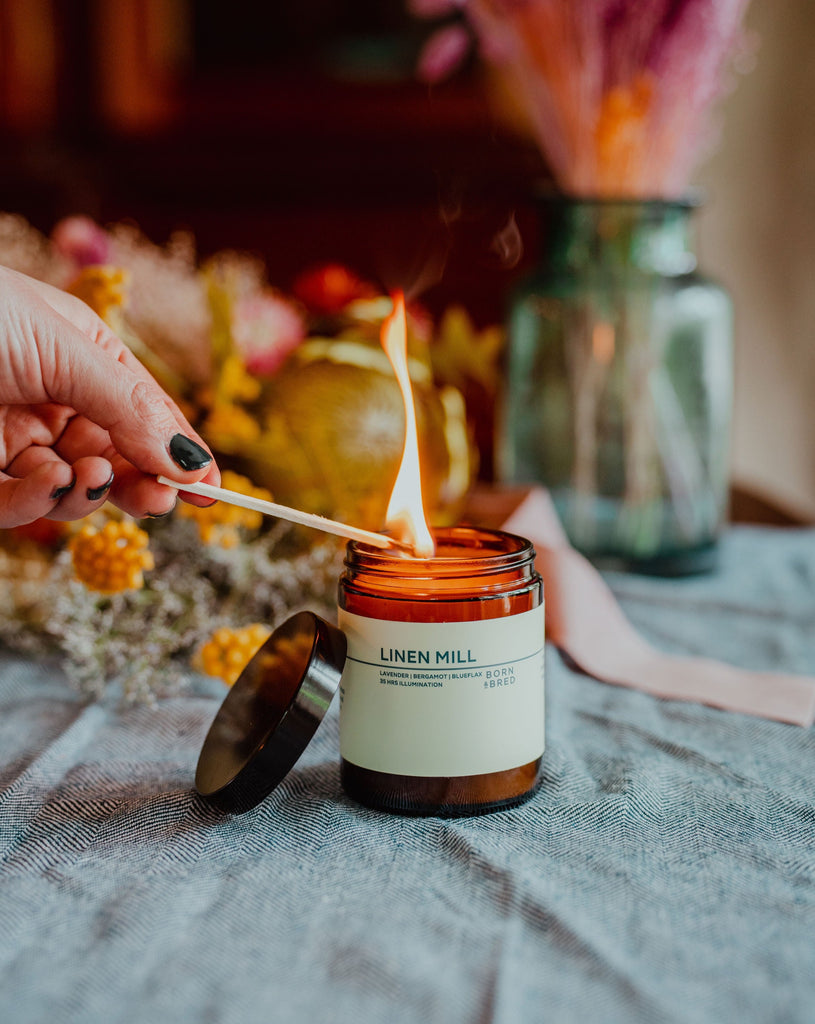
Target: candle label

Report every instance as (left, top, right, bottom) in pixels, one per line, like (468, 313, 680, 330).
(338, 605, 545, 777)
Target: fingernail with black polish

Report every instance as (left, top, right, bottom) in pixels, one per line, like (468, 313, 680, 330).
(144, 508, 175, 520)
(50, 475, 77, 500)
(169, 434, 212, 471)
(86, 472, 115, 502)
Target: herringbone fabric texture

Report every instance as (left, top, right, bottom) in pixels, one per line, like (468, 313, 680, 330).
(1, 526, 814, 1024)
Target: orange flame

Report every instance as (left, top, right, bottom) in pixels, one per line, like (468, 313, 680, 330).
(381, 291, 435, 558)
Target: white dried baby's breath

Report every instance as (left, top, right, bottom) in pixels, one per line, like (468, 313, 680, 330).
(0, 214, 71, 285)
(0, 514, 344, 706)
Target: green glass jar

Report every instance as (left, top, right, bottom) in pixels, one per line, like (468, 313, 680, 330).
(497, 196, 732, 575)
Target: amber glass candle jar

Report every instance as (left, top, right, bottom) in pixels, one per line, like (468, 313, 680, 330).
(337, 526, 545, 816)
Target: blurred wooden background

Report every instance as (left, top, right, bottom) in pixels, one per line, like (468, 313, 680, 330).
(0, 0, 543, 327)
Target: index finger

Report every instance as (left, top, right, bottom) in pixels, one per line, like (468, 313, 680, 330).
(28, 276, 205, 443)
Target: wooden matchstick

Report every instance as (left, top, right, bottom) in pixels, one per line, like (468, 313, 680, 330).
(157, 476, 394, 549)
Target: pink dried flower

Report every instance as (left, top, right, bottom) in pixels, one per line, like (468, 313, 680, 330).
(232, 290, 306, 376)
(410, 0, 752, 197)
(51, 216, 111, 268)
(417, 22, 473, 82)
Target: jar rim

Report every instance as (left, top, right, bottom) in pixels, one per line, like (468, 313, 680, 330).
(345, 526, 535, 579)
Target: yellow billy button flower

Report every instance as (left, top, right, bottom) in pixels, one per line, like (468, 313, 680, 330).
(178, 469, 272, 547)
(197, 624, 272, 686)
(70, 519, 155, 593)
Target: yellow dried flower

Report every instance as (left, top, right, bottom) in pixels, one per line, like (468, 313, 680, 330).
(219, 354, 261, 404)
(202, 403, 261, 448)
(431, 305, 505, 393)
(197, 623, 271, 686)
(67, 266, 129, 324)
(69, 518, 154, 593)
(178, 469, 272, 547)
(595, 73, 654, 194)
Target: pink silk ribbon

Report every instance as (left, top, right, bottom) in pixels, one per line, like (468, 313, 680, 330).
(498, 487, 815, 727)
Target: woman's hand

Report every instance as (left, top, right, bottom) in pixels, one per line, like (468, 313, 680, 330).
(0, 265, 220, 528)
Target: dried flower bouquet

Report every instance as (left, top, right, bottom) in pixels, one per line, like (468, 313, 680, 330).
(0, 215, 498, 702)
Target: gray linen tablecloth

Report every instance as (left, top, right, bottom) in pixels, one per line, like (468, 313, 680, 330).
(1, 525, 814, 1024)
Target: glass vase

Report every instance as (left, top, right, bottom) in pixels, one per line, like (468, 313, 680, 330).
(497, 197, 732, 575)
